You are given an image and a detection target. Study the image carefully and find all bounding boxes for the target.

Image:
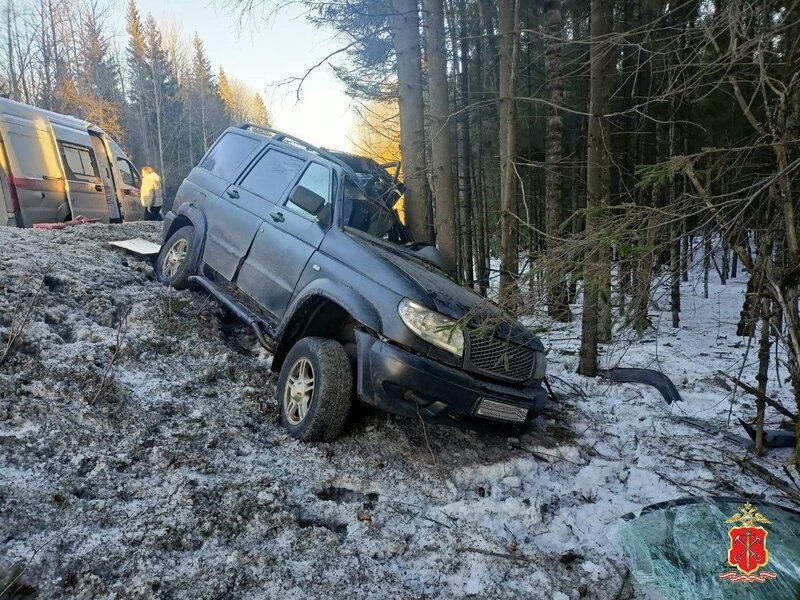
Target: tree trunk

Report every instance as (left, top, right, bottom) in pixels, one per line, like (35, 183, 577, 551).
(389, 0, 431, 244)
(681, 222, 690, 282)
(497, 0, 520, 306)
(755, 296, 772, 456)
(472, 15, 489, 295)
(6, 2, 17, 100)
(668, 61, 680, 329)
(721, 234, 729, 285)
(632, 217, 656, 335)
(578, 0, 612, 376)
(543, 0, 570, 322)
(456, 0, 475, 288)
(671, 221, 681, 328)
(703, 227, 710, 299)
(423, 0, 458, 269)
(594, 0, 612, 344)
(151, 60, 166, 187)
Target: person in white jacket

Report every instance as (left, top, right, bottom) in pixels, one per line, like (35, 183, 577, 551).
(140, 166, 164, 221)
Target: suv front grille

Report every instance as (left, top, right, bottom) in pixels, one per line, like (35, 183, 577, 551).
(466, 335, 534, 382)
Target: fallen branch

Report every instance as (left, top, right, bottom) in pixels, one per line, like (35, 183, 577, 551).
(414, 399, 447, 490)
(0, 268, 51, 365)
(731, 456, 800, 503)
(548, 374, 587, 399)
(717, 371, 798, 421)
(782, 465, 800, 494)
(91, 307, 131, 405)
(387, 502, 452, 529)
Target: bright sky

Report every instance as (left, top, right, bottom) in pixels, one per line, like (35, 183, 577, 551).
(110, 0, 355, 151)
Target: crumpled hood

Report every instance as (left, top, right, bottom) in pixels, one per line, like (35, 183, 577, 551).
(353, 237, 544, 351)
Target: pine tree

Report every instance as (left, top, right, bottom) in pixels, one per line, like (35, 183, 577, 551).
(543, 0, 571, 322)
(251, 93, 270, 126)
(192, 33, 213, 151)
(217, 67, 234, 118)
(144, 14, 182, 199)
(423, 0, 458, 271)
(388, 0, 430, 244)
(578, 0, 612, 376)
(76, 5, 122, 136)
(497, 0, 520, 306)
(144, 14, 167, 181)
(126, 0, 151, 163)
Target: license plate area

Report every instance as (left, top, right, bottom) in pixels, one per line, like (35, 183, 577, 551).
(475, 397, 529, 423)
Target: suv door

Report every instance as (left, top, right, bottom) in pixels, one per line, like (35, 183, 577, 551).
(235, 157, 332, 321)
(195, 130, 263, 280)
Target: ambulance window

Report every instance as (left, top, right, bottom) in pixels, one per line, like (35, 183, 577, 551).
(117, 158, 140, 188)
(6, 129, 62, 179)
(60, 143, 99, 182)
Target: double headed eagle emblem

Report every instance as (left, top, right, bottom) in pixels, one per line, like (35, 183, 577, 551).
(724, 502, 771, 526)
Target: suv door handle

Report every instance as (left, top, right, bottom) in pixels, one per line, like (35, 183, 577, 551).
(227, 189, 239, 199)
(270, 211, 285, 223)
(95, 184, 103, 192)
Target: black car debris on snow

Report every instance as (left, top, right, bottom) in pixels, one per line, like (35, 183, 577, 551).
(155, 124, 549, 441)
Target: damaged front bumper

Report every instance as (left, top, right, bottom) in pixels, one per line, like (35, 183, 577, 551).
(355, 331, 548, 430)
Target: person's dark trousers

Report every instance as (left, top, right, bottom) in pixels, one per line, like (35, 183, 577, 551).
(144, 207, 162, 221)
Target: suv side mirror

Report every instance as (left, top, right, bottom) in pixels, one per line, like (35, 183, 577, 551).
(289, 185, 326, 217)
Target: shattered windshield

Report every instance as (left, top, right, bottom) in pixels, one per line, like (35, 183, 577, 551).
(342, 175, 411, 244)
(615, 497, 800, 599)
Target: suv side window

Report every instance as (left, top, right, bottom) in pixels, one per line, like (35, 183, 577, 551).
(286, 162, 330, 220)
(201, 132, 259, 180)
(240, 148, 304, 203)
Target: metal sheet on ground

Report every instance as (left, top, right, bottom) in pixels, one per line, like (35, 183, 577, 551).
(108, 238, 162, 256)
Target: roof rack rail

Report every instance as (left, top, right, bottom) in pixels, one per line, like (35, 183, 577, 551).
(237, 123, 354, 174)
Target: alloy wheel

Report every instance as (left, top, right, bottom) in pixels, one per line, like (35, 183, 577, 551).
(283, 357, 315, 425)
(162, 238, 188, 278)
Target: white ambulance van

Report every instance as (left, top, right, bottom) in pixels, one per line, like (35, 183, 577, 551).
(0, 97, 142, 227)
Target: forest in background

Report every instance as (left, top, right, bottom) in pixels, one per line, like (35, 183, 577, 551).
(277, 0, 800, 467)
(0, 0, 271, 200)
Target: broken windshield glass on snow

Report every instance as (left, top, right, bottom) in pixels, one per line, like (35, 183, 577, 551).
(615, 497, 800, 599)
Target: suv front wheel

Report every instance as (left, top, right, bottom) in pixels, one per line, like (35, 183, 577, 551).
(156, 225, 196, 289)
(277, 337, 353, 442)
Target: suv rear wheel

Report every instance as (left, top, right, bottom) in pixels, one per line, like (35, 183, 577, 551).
(156, 225, 195, 289)
(278, 337, 353, 442)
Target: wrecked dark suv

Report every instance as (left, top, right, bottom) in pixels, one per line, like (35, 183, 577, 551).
(156, 124, 548, 441)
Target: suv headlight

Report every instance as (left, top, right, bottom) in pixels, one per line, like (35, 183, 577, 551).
(398, 298, 464, 357)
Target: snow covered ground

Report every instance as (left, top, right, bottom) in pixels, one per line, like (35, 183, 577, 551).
(1, 222, 797, 598)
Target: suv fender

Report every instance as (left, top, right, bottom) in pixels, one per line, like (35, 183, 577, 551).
(272, 280, 382, 371)
(162, 204, 207, 277)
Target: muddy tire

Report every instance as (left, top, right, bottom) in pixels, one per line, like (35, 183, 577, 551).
(278, 337, 353, 442)
(156, 225, 196, 290)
